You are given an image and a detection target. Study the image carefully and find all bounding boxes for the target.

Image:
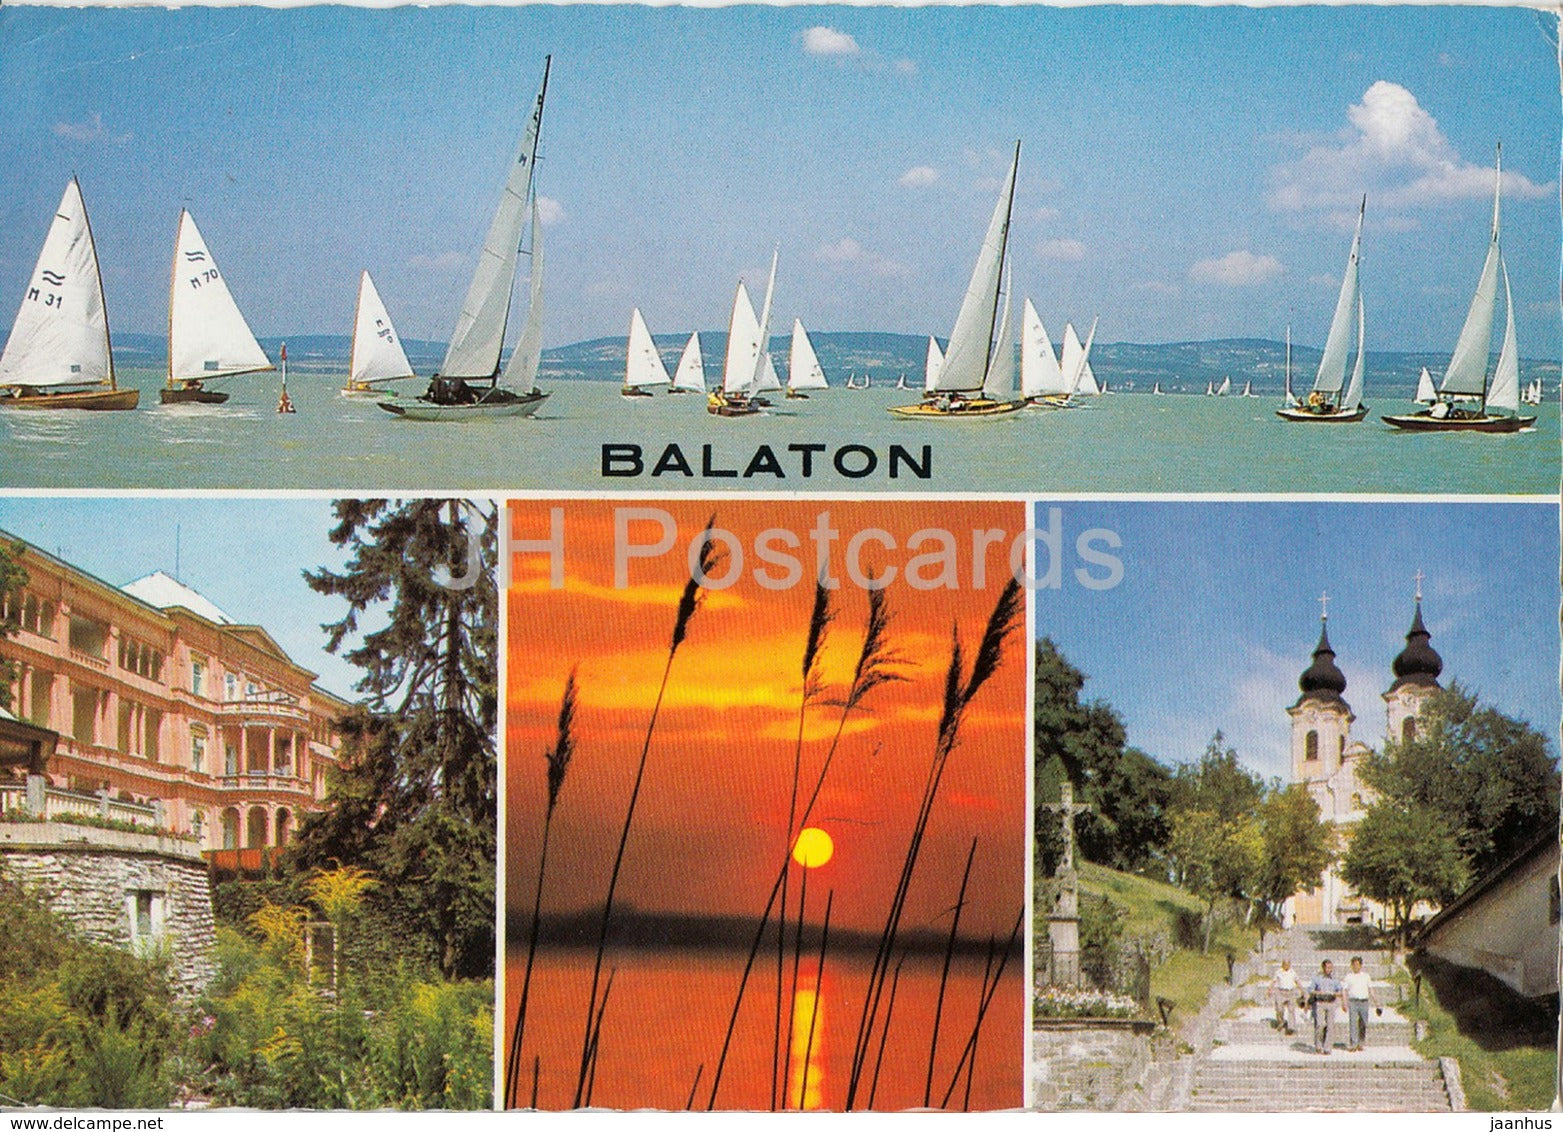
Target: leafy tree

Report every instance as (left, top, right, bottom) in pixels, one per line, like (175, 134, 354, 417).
(1252, 784, 1336, 924)
(1341, 802, 1470, 943)
(1034, 639, 1172, 873)
(291, 500, 497, 979)
(0, 540, 28, 713)
(1361, 684, 1559, 878)
(1167, 805, 1263, 953)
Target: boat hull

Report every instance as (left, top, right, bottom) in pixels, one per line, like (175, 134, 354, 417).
(888, 397, 1023, 419)
(666, 387, 700, 395)
(161, 386, 230, 405)
(1275, 405, 1369, 424)
(0, 386, 139, 411)
(785, 391, 812, 400)
(379, 389, 549, 421)
(620, 387, 656, 398)
(1382, 410, 1535, 434)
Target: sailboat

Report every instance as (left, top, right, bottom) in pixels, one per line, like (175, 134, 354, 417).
(382, 58, 552, 421)
(1277, 197, 1368, 423)
(1240, 380, 1254, 398)
(1020, 299, 1070, 408)
(1385, 148, 1533, 433)
(787, 319, 828, 399)
(708, 252, 776, 417)
(1522, 377, 1543, 406)
(890, 141, 1025, 418)
(1414, 367, 1437, 404)
(1282, 326, 1300, 408)
(895, 373, 909, 391)
(0, 178, 138, 410)
(341, 271, 415, 399)
(1205, 382, 1215, 397)
(668, 332, 705, 394)
(162, 210, 272, 405)
(1216, 376, 1232, 397)
(622, 308, 670, 397)
(1151, 381, 1163, 396)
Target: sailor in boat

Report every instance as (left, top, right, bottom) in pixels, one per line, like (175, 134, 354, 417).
(427, 375, 481, 406)
(277, 388, 296, 414)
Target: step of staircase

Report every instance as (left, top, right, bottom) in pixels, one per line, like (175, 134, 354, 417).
(1188, 1059, 1452, 1111)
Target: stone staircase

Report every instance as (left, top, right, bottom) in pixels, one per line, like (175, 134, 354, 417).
(1181, 925, 1460, 1112)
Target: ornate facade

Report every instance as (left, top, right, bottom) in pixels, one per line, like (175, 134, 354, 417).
(1288, 595, 1443, 925)
(1, 536, 350, 862)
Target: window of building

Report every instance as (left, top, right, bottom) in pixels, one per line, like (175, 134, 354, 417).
(117, 701, 134, 754)
(190, 727, 206, 774)
(190, 656, 207, 698)
(191, 810, 206, 846)
(221, 809, 239, 850)
(126, 889, 164, 954)
(67, 614, 108, 659)
(1402, 717, 1417, 744)
(28, 670, 51, 728)
(1304, 730, 1319, 761)
(224, 743, 239, 776)
(71, 684, 97, 745)
(224, 673, 238, 702)
(144, 709, 162, 763)
(245, 681, 259, 701)
(18, 594, 56, 639)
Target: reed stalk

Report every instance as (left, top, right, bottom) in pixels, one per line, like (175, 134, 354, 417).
(573, 519, 722, 1107)
(782, 862, 809, 1108)
(796, 889, 834, 1111)
(707, 586, 905, 1109)
(924, 837, 978, 1107)
(582, 967, 617, 1107)
(505, 670, 578, 1108)
(685, 1065, 704, 1111)
(939, 905, 1025, 1109)
(865, 953, 905, 1110)
(530, 1056, 540, 1109)
(845, 579, 1022, 1109)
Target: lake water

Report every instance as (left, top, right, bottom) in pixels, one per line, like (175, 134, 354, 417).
(1, 367, 1554, 494)
(502, 946, 1023, 1111)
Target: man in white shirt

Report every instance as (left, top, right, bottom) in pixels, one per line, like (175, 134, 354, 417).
(1271, 958, 1300, 1035)
(1343, 955, 1380, 1051)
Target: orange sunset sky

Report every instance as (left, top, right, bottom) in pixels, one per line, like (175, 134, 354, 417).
(505, 499, 1028, 942)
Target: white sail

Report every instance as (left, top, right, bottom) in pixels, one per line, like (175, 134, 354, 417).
(1488, 257, 1520, 414)
(721, 281, 762, 395)
(1076, 357, 1101, 396)
(924, 336, 944, 391)
(1414, 367, 1437, 404)
(1059, 323, 1084, 397)
(756, 351, 783, 393)
(1441, 148, 1501, 399)
(935, 143, 1019, 394)
(1152, 382, 1162, 395)
(1216, 376, 1231, 397)
(1064, 317, 1099, 397)
(1313, 199, 1364, 396)
(1020, 298, 1065, 398)
(0, 178, 113, 388)
(788, 319, 828, 391)
(441, 59, 549, 380)
(982, 267, 1015, 399)
(1283, 325, 1299, 407)
(672, 332, 706, 392)
(624, 307, 671, 389)
(501, 202, 545, 392)
(1342, 292, 1365, 411)
(749, 248, 779, 394)
(349, 271, 414, 387)
(1241, 380, 1252, 397)
(169, 210, 271, 383)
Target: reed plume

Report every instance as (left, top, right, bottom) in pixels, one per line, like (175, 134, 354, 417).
(506, 668, 578, 1108)
(574, 517, 723, 1107)
(845, 578, 1022, 1109)
(708, 584, 908, 1110)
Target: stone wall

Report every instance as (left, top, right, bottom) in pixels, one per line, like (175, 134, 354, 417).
(0, 825, 217, 997)
(1032, 1020, 1162, 1110)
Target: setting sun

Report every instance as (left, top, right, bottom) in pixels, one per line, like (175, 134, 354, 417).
(791, 827, 834, 869)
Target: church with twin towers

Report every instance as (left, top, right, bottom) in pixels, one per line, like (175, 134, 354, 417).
(1285, 583, 1445, 926)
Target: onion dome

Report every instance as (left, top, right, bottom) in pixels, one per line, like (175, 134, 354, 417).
(1297, 619, 1349, 706)
(1389, 599, 1442, 692)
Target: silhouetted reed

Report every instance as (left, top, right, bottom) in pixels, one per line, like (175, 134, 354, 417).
(925, 837, 978, 1107)
(795, 889, 834, 1110)
(505, 669, 577, 1108)
(939, 905, 1025, 1110)
(573, 517, 723, 1106)
(845, 578, 1023, 1109)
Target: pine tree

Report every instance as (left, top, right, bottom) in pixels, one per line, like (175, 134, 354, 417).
(292, 500, 498, 979)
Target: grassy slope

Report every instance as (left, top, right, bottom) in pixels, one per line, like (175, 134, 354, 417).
(1036, 861, 1258, 1035)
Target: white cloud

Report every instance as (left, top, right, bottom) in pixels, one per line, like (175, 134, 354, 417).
(534, 195, 566, 226)
(52, 112, 129, 144)
(1136, 280, 1180, 297)
(815, 236, 907, 278)
(407, 251, 463, 273)
(1269, 80, 1551, 216)
(802, 26, 859, 57)
(1190, 250, 1283, 286)
(898, 165, 939, 189)
(1038, 238, 1085, 263)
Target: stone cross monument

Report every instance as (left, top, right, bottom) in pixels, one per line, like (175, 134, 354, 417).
(1042, 780, 1093, 983)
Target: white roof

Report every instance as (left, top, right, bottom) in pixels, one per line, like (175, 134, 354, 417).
(121, 571, 234, 626)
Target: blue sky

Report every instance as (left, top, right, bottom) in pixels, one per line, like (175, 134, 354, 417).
(0, 497, 362, 698)
(1033, 500, 1561, 781)
(0, 6, 1557, 355)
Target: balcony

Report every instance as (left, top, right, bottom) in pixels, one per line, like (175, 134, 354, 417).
(217, 697, 308, 725)
(215, 773, 315, 799)
(68, 649, 109, 672)
(0, 780, 202, 862)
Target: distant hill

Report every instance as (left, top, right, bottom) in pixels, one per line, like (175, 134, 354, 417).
(68, 330, 1563, 397)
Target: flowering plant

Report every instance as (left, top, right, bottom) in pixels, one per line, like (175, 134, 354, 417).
(1034, 985, 1143, 1019)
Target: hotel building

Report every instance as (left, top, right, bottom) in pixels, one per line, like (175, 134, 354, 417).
(1, 533, 350, 866)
